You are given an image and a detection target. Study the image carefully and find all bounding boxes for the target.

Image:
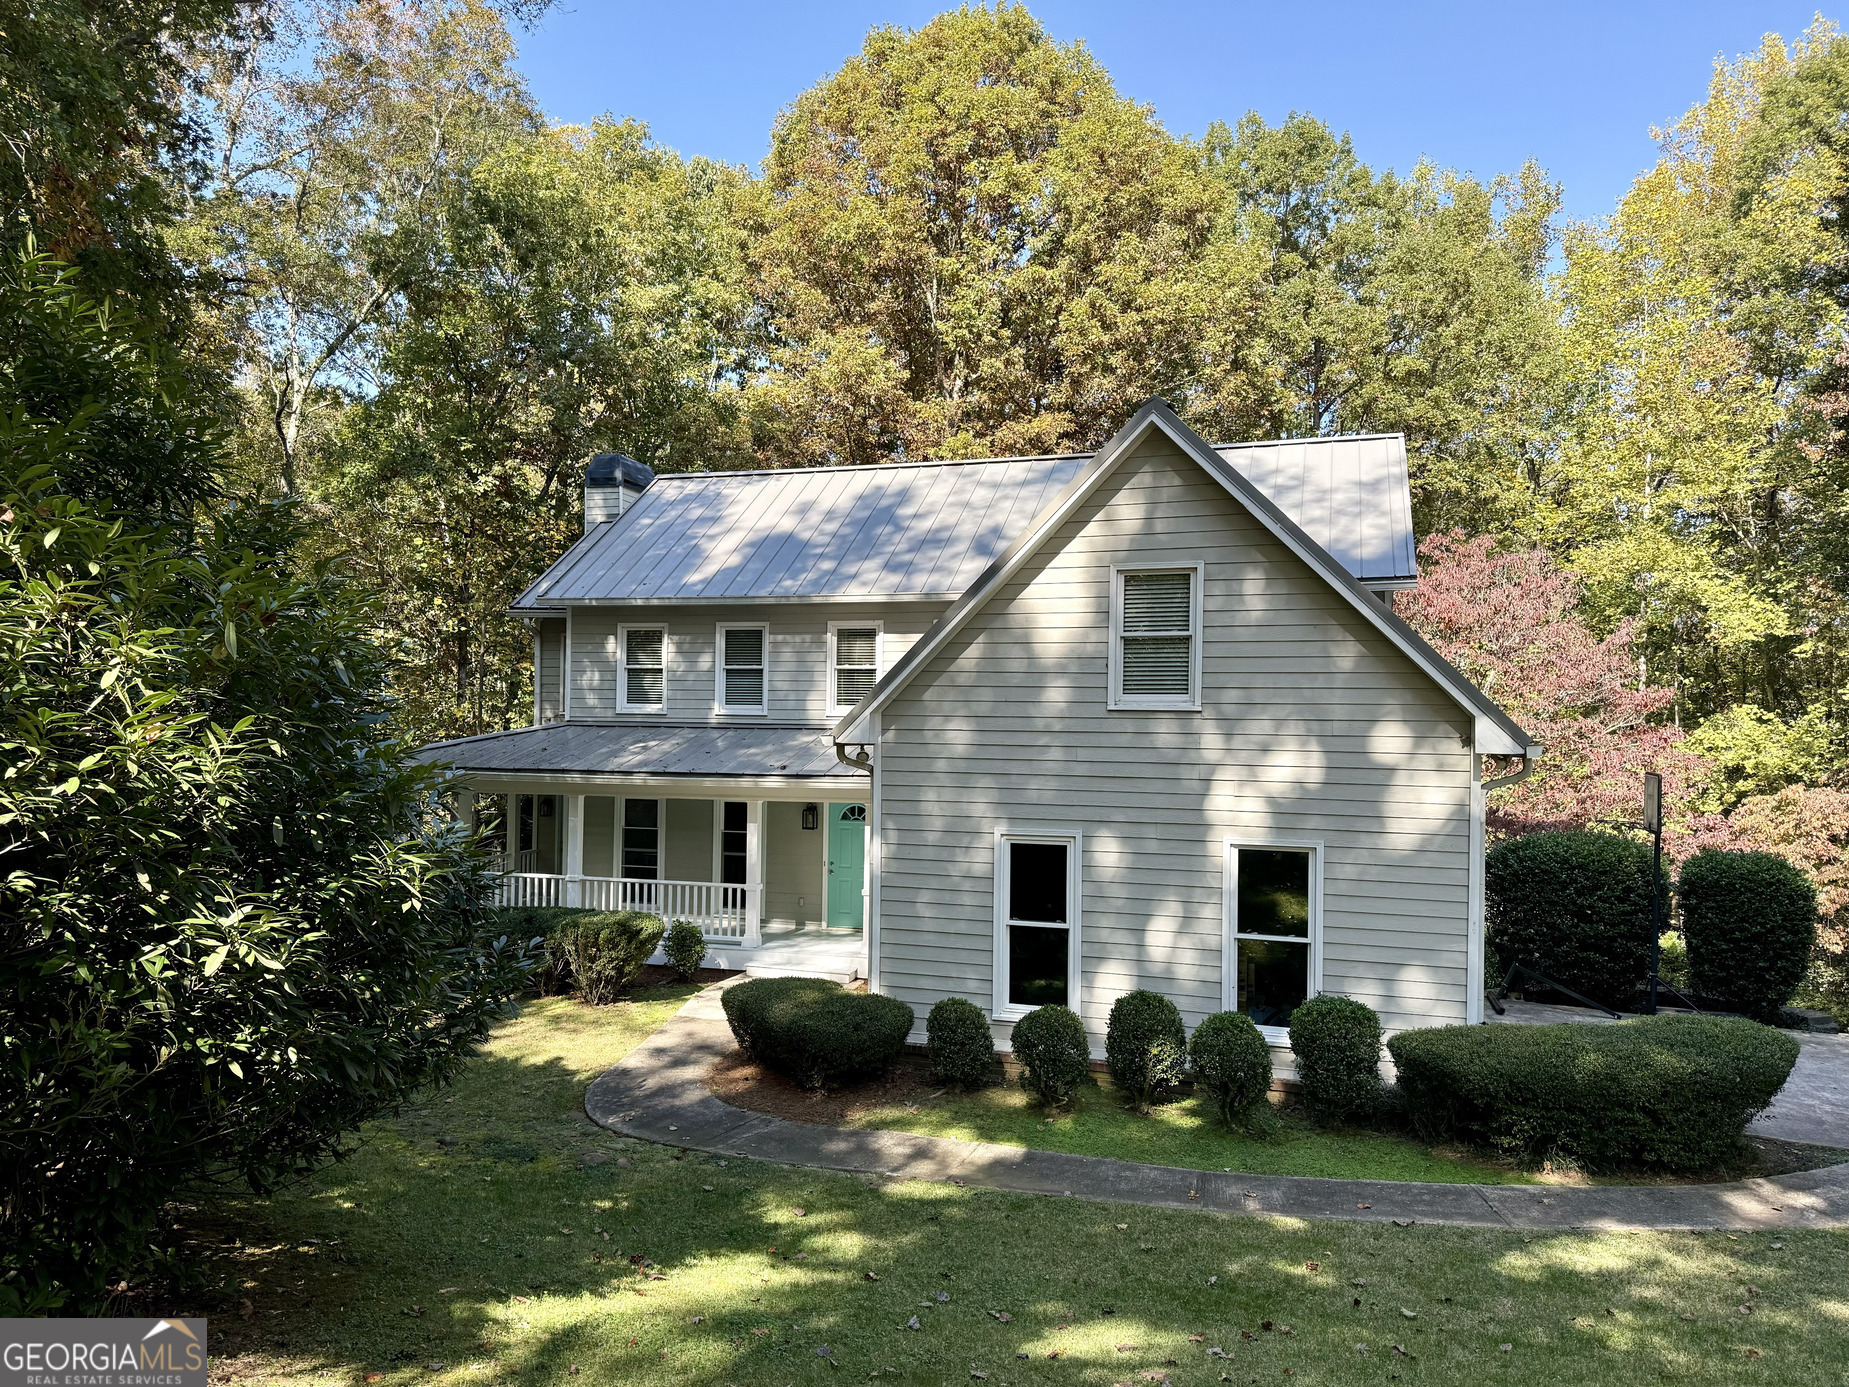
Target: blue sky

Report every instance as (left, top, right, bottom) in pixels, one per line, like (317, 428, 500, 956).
(514, 1, 1830, 223)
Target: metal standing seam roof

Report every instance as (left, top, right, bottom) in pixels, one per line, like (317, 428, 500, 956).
(418, 723, 846, 779)
(516, 454, 1088, 607)
(1213, 435, 1417, 585)
(513, 432, 1419, 609)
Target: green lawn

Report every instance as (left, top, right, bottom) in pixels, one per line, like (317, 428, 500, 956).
(169, 989, 1849, 1387)
(843, 1073, 1538, 1184)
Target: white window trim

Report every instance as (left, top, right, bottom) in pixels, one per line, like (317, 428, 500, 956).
(826, 619, 885, 717)
(713, 621, 770, 716)
(1222, 836, 1324, 1045)
(991, 829, 1084, 1022)
(616, 622, 668, 714)
(1107, 561, 1205, 712)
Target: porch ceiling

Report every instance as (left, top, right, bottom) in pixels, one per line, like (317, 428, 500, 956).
(421, 721, 853, 782)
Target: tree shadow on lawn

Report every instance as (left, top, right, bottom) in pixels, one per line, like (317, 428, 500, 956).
(143, 994, 1849, 1387)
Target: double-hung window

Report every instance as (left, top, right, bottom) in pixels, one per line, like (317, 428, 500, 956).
(1109, 564, 1203, 710)
(828, 622, 882, 714)
(1223, 840, 1321, 1038)
(618, 625, 666, 712)
(715, 623, 768, 714)
(993, 832, 1081, 1019)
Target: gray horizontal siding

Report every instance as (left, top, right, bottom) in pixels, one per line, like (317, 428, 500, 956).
(537, 620, 565, 723)
(567, 603, 945, 724)
(876, 434, 1474, 1046)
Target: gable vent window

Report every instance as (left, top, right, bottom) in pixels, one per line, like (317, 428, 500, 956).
(1110, 565, 1202, 711)
(717, 623, 768, 714)
(619, 626, 665, 712)
(830, 624, 881, 713)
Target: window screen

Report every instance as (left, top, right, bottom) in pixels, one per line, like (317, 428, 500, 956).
(1119, 570, 1194, 701)
(624, 628, 664, 707)
(833, 627, 879, 707)
(722, 627, 765, 708)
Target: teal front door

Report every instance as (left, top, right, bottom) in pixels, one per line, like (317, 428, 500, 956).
(826, 803, 868, 930)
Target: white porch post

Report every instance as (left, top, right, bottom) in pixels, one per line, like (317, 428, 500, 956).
(504, 795, 518, 871)
(565, 793, 585, 907)
(744, 800, 764, 948)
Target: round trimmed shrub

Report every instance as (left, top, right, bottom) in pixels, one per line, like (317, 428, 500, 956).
(664, 920, 707, 981)
(1679, 849, 1817, 1023)
(927, 996, 998, 1089)
(1287, 995, 1382, 1124)
(720, 977, 914, 1089)
(1486, 830, 1661, 1007)
(1105, 989, 1187, 1112)
(1011, 1004, 1091, 1109)
(1187, 1010, 1273, 1130)
(1387, 1013, 1798, 1172)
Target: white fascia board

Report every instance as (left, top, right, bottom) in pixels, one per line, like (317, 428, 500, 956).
(831, 398, 1534, 754)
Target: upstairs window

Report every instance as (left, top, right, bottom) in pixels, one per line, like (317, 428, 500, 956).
(618, 625, 665, 712)
(829, 623, 882, 713)
(1109, 564, 1202, 711)
(716, 623, 768, 714)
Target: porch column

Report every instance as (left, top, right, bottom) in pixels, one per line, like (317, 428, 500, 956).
(564, 793, 585, 907)
(458, 788, 476, 834)
(504, 795, 518, 872)
(744, 800, 764, 948)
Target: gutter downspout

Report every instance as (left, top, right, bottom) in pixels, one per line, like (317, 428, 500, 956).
(1481, 746, 1541, 793)
(835, 743, 873, 775)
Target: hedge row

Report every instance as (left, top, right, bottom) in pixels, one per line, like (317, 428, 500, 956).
(1388, 1013, 1798, 1171)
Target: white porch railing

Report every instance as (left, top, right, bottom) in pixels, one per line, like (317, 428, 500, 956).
(495, 873, 760, 945)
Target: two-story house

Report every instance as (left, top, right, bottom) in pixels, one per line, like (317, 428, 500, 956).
(424, 399, 1537, 1056)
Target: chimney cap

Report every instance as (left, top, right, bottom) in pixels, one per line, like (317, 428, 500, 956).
(586, 453, 654, 490)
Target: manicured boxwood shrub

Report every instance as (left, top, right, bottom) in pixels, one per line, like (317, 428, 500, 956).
(1387, 1014, 1799, 1172)
(1188, 1011, 1274, 1130)
(1679, 849, 1818, 1023)
(1105, 989, 1187, 1112)
(721, 976, 914, 1089)
(1486, 830, 1661, 1007)
(926, 996, 999, 1089)
(1011, 1004, 1091, 1109)
(1287, 995, 1382, 1124)
(664, 920, 707, 981)
(495, 907, 663, 1001)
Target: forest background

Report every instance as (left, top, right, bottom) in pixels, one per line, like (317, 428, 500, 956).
(20, 0, 1849, 995)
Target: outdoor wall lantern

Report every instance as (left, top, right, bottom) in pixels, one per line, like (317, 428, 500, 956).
(801, 803, 819, 830)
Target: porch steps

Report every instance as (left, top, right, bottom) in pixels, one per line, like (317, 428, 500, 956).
(709, 932, 866, 985)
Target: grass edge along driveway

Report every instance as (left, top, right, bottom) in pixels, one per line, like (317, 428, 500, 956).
(173, 991, 1849, 1387)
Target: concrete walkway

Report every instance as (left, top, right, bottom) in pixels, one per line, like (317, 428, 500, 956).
(583, 983, 1849, 1232)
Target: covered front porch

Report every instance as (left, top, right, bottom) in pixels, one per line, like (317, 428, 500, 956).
(473, 790, 870, 966)
(427, 721, 874, 976)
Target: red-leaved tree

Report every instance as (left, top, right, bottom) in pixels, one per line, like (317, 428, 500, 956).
(1396, 531, 1703, 835)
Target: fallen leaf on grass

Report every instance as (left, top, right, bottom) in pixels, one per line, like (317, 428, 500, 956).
(703, 1185, 714, 1192)
(567, 1367, 578, 1376)
(1114, 1343, 1139, 1353)
(1304, 1261, 1320, 1272)
(905, 1317, 921, 1331)
(1745, 1348, 1762, 1359)
(792, 1208, 806, 1217)
(1116, 1223, 1128, 1230)
(1187, 1334, 1205, 1343)
(987, 1311, 1012, 1322)
(1500, 1344, 1512, 1352)
(864, 1271, 880, 1281)
(1400, 1309, 1417, 1319)
(437, 1288, 458, 1295)
(690, 1316, 705, 1324)
(423, 1364, 444, 1373)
